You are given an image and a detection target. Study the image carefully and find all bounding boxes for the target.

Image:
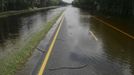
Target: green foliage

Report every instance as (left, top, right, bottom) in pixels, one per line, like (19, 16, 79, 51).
(0, 0, 63, 12)
(46, 0, 60, 6)
(72, 0, 134, 16)
(0, 11, 64, 75)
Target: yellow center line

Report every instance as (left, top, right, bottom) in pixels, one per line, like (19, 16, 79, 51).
(38, 14, 64, 75)
(92, 16, 134, 40)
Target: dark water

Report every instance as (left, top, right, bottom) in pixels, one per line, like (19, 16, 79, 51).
(0, 6, 134, 75)
(96, 16, 134, 36)
(41, 6, 134, 75)
(89, 16, 134, 75)
(80, 9, 134, 75)
(0, 7, 64, 57)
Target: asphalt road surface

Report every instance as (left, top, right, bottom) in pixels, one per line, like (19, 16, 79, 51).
(38, 6, 134, 75)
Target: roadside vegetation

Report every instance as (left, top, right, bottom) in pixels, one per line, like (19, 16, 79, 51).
(0, 10, 64, 75)
(72, 0, 134, 16)
(0, 0, 68, 17)
(0, 0, 67, 11)
(0, 0, 67, 74)
(0, 6, 58, 18)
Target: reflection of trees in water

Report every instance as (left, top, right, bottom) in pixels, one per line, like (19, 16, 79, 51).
(89, 18, 134, 74)
(0, 10, 48, 50)
(0, 16, 21, 45)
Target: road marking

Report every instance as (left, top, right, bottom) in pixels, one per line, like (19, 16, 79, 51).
(89, 31, 98, 41)
(92, 16, 134, 40)
(38, 14, 64, 75)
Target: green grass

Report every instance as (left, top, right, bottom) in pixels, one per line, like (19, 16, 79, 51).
(0, 6, 58, 18)
(0, 11, 63, 75)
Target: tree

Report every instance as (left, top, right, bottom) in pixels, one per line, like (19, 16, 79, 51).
(0, 0, 64, 12)
(72, 0, 134, 16)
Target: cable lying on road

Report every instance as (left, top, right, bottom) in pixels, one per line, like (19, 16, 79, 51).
(36, 48, 46, 53)
(48, 64, 88, 71)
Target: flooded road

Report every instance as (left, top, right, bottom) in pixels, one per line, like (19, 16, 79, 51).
(89, 18, 134, 75)
(0, 7, 64, 58)
(38, 6, 134, 75)
(96, 16, 134, 36)
(0, 5, 134, 75)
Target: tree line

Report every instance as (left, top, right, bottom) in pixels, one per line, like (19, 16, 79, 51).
(0, 0, 67, 12)
(72, 0, 134, 16)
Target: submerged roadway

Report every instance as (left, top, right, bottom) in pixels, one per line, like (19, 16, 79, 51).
(36, 6, 134, 75)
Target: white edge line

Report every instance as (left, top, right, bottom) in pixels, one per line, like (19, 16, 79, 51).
(89, 31, 98, 41)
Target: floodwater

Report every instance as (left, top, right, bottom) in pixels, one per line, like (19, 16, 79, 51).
(89, 17, 134, 75)
(0, 6, 134, 75)
(0, 7, 64, 58)
(43, 6, 134, 75)
(96, 16, 134, 36)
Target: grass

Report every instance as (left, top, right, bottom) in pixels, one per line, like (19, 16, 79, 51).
(0, 6, 58, 18)
(0, 11, 63, 75)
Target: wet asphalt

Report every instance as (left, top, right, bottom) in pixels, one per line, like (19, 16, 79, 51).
(39, 6, 134, 75)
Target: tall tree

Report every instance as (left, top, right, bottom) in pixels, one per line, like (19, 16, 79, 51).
(73, 0, 134, 16)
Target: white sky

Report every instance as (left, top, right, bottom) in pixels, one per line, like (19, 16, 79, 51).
(62, 0, 74, 3)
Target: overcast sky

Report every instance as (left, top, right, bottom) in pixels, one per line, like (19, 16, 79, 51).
(62, 0, 74, 3)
